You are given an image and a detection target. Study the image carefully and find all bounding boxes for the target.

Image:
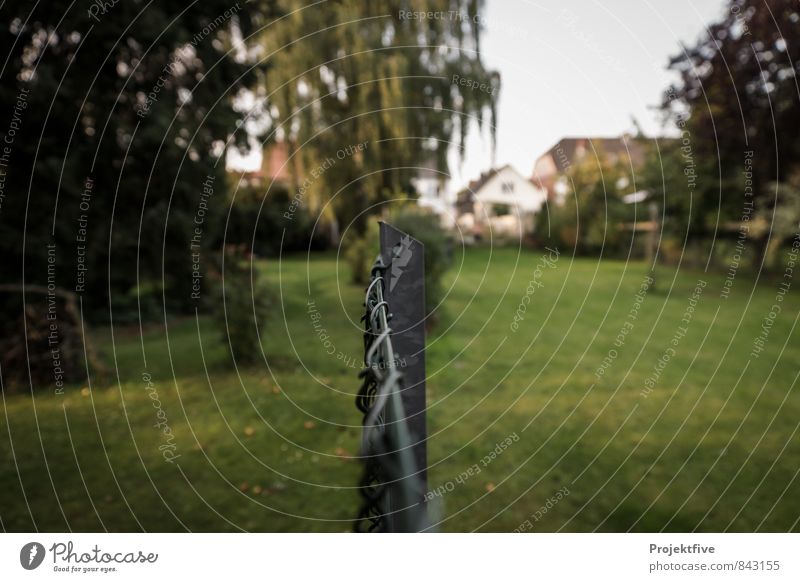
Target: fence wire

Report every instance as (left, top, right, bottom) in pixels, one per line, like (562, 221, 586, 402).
(355, 257, 429, 533)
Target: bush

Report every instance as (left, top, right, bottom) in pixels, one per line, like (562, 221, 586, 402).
(343, 221, 380, 285)
(0, 289, 103, 393)
(209, 185, 329, 257)
(211, 248, 273, 366)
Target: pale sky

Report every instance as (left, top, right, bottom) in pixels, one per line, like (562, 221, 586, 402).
(452, 0, 726, 191)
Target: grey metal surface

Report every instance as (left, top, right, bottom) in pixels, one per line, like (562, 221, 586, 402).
(378, 222, 428, 485)
(354, 222, 430, 533)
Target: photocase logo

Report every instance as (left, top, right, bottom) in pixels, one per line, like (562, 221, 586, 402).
(389, 235, 414, 292)
(20, 542, 46, 570)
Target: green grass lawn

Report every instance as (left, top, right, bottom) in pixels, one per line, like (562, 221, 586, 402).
(2, 248, 799, 531)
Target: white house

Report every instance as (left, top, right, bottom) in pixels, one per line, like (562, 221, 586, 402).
(457, 165, 548, 238)
(412, 159, 457, 227)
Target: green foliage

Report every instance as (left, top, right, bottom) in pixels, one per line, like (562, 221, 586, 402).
(536, 147, 638, 257)
(0, 1, 275, 318)
(211, 249, 273, 366)
(0, 291, 93, 392)
(662, 0, 800, 256)
(758, 171, 800, 267)
(261, 0, 499, 234)
(344, 221, 380, 285)
(638, 139, 710, 240)
(212, 182, 327, 257)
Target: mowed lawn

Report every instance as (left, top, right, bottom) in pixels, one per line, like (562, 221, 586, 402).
(1, 247, 799, 532)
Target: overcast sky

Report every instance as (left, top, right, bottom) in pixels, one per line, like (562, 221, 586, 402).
(451, 0, 726, 191)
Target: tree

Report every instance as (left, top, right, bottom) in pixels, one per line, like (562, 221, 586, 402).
(537, 145, 638, 257)
(662, 0, 800, 249)
(758, 170, 800, 267)
(257, 0, 499, 238)
(211, 246, 273, 366)
(0, 2, 275, 313)
(0, 2, 274, 388)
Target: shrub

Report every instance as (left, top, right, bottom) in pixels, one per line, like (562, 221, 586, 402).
(209, 184, 329, 257)
(344, 221, 380, 285)
(0, 289, 103, 393)
(211, 247, 273, 366)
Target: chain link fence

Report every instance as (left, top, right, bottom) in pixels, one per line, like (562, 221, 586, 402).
(354, 246, 431, 533)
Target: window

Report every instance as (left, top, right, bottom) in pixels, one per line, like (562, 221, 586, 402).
(493, 204, 511, 216)
(501, 181, 515, 194)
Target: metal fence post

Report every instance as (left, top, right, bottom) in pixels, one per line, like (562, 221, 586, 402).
(378, 222, 428, 489)
(354, 222, 430, 532)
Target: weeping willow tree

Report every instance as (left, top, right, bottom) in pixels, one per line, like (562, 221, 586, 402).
(259, 0, 499, 237)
